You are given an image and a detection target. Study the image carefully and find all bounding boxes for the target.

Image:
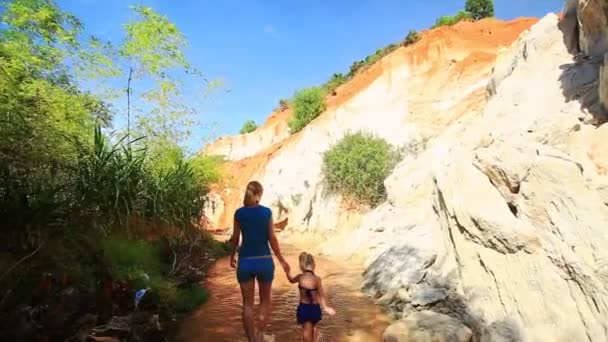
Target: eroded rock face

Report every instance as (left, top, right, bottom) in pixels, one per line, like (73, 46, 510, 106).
(382, 311, 472, 342)
(575, 0, 608, 57)
(364, 14, 608, 341)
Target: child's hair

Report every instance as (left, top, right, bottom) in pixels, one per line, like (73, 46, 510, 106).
(243, 180, 263, 206)
(299, 252, 316, 272)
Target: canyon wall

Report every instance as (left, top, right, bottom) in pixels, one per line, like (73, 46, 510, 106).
(203, 4, 608, 340)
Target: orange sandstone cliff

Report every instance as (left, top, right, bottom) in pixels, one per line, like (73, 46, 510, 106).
(202, 17, 538, 230)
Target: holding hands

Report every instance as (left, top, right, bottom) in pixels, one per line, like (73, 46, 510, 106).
(279, 258, 290, 274)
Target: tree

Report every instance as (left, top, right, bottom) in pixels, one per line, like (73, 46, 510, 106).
(465, 0, 494, 20)
(239, 120, 258, 134)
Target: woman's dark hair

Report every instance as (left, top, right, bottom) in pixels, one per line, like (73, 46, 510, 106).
(243, 181, 263, 206)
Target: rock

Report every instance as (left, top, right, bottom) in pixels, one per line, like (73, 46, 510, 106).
(575, 0, 608, 57)
(599, 54, 608, 115)
(365, 14, 608, 341)
(409, 284, 448, 307)
(597, 182, 608, 205)
(382, 311, 472, 342)
(479, 319, 523, 342)
(588, 123, 608, 173)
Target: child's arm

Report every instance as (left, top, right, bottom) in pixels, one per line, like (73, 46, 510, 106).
(317, 277, 335, 315)
(286, 272, 301, 284)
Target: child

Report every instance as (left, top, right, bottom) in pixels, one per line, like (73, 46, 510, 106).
(286, 252, 336, 342)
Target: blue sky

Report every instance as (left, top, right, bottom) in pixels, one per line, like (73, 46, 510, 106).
(59, 0, 564, 151)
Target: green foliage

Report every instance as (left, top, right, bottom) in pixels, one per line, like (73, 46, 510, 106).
(239, 120, 258, 134)
(0, 0, 224, 327)
(100, 236, 222, 315)
(322, 132, 403, 207)
(404, 30, 421, 46)
(348, 44, 400, 78)
(173, 284, 210, 313)
(323, 72, 348, 93)
(288, 87, 326, 134)
(431, 10, 472, 29)
(101, 237, 165, 283)
(119, 5, 203, 148)
(465, 0, 495, 20)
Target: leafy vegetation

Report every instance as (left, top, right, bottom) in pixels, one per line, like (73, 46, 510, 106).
(348, 43, 400, 78)
(431, 10, 472, 28)
(0, 0, 226, 340)
(288, 86, 327, 134)
(403, 30, 422, 46)
(465, 0, 495, 20)
(322, 132, 403, 207)
(239, 120, 258, 134)
(323, 72, 348, 94)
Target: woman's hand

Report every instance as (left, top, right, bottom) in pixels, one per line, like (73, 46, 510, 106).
(324, 307, 336, 316)
(230, 254, 237, 269)
(280, 259, 290, 274)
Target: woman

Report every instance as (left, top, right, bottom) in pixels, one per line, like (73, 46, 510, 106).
(229, 181, 290, 342)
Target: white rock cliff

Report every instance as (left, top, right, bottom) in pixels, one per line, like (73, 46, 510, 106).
(366, 10, 608, 342)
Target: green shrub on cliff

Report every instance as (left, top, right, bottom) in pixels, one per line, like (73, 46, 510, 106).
(403, 30, 421, 46)
(288, 86, 326, 134)
(239, 120, 258, 134)
(322, 132, 402, 207)
(323, 72, 348, 94)
(465, 0, 495, 20)
(431, 10, 472, 28)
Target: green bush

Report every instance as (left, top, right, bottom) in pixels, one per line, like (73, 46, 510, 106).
(403, 30, 421, 46)
(322, 132, 402, 206)
(431, 11, 472, 29)
(288, 87, 326, 134)
(465, 0, 494, 20)
(173, 284, 210, 313)
(323, 72, 348, 94)
(101, 237, 166, 285)
(239, 120, 257, 134)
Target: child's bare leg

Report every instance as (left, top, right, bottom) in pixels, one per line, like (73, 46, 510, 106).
(302, 322, 314, 342)
(313, 325, 320, 342)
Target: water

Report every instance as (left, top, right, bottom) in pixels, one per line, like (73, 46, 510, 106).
(176, 243, 390, 341)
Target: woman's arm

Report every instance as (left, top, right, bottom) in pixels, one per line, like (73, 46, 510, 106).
(229, 216, 241, 268)
(317, 277, 335, 315)
(268, 212, 290, 273)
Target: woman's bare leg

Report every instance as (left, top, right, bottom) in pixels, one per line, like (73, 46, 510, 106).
(313, 325, 321, 342)
(239, 280, 256, 341)
(302, 322, 314, 342)
(257, 280, 273, 339)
